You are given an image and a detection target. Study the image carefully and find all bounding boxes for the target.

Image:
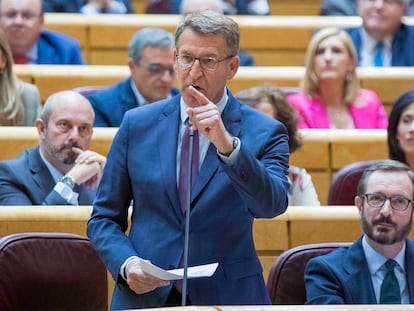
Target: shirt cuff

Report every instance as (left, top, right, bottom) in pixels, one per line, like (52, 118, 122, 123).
(54, 182, 79, 205)
(217, 137, 240, 165)
(120, 256, 140, 280)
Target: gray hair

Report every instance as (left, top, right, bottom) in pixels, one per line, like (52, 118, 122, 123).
(175, 9, 240, 57)
(128, 28, 174, 64)
(357, 159, 414, 199)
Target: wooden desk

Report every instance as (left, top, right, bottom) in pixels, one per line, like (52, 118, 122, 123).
(0, 126, 389, 205)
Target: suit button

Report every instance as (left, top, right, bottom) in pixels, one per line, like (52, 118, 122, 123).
(240, 171, 248, 181)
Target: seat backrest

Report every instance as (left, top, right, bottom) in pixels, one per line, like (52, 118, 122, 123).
(328, 160, 381, 205)
(0, 232, 108, 311)
(267, 242, 351, 304)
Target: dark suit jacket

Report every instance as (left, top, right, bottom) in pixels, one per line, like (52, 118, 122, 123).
(87, 77, 179, 127)
(305, 236, 414, 304)
(346, 24, 414, 66)
(0, 147, 96, 205)
(37, 29, 85, 64)
(87, 90, 290, 309)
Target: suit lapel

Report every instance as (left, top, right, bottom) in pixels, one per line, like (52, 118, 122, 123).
(29, 147, 56, 196)
(343, 237, 377, 303)
(191, 92, 242, 205)
(405, 240, 414, 303)
(158, 97, 182, 216)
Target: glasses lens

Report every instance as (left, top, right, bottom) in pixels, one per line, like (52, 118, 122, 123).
(390, 196, 410, 210)
(366, 193, 385, 207)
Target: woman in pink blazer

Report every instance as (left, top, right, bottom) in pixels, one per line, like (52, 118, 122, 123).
(287, 27, 388, 129)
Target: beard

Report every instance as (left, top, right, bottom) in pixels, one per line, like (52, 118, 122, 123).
(361, 207, 413, 245)
(44, 132, 81, 165)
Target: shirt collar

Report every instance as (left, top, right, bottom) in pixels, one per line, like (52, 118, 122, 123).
(361, 28, 393, 52)
(362, 235, 406, 275)
(180, 87, 228, 124)
(129, 78, 174, 107)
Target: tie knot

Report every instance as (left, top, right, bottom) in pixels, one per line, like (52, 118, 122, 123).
(385, 259, 397, 272)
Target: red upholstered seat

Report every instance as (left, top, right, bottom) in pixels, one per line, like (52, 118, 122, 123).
(328, 160, 381, 205)
(267, 242, 351, 304)
(0, 232, 108, 311)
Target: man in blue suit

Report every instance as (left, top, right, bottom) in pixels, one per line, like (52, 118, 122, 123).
(87, 28, 178, 127)
(87, 10, 289, 310)
(305, 160, 414, 304)
(0, 91, 106, 205)
(0, 0, 85, 64)
(345, 0, 414, 66)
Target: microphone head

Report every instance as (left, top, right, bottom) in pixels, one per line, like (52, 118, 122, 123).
(185, 117, 193, 129)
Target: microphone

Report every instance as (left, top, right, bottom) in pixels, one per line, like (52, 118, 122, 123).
(182, 117, 195, 306)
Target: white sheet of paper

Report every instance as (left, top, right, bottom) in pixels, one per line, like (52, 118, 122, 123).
(140, 260, 219, 281)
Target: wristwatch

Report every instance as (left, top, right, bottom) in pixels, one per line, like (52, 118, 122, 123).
(221, 137, 239, 157)
(60, 175, 76, 190)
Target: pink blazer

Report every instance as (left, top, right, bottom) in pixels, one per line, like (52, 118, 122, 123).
(287, 89, 388, 129)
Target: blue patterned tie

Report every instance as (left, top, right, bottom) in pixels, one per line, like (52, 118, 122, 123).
(380, 259, 401, 304)
(374, 42, 383, 67)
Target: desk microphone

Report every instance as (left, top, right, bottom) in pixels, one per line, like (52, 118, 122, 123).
(182, 117, 196, 306)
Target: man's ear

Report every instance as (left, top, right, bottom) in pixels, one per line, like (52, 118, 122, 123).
(226, 55, 239, 80)
(355, 196, 363, 214)
(35, 118, 46, 139)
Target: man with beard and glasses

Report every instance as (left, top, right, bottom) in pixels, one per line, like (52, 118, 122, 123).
(0, 90, 106, 205)
(305, 159, 414, 304)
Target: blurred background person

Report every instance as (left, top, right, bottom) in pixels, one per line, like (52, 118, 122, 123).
(180, 0, 255, 66)
(235, 85, 320, 206)
(146, 0, 269, 15)
(0, 0, 85, 64)
(388, 89, 414, 169)
(321, 0, 414, 16)
(287, 27, 388, 129)
(86, 28, 178, 127)
(81, 0, 133, 14)
(346, 0, 414, 66)
(0, 29, 40, 126)
(42, 0, 134, 13)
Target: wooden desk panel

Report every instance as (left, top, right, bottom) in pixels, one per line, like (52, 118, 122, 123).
(329, 129, 388, 170)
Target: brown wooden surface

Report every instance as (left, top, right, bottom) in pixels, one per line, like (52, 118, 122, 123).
(0, 127, 389, 205)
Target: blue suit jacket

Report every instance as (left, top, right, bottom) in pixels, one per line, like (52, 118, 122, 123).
(87, 91, 290, 309)
(0, 147, 95, 205)
(305, 236, 414, 304)
(87, 77, 179, 127)
(37, 29, 85, 64)
(346, 24, 414, 66)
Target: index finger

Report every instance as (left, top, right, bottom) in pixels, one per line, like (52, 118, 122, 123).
(188, 85, 210, 106)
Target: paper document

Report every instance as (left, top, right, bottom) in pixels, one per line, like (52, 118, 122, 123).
(140, 260, 219, 281)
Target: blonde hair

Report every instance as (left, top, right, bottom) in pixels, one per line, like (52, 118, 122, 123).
(0, 29, 24, 125)
(301, 27, 360, 104)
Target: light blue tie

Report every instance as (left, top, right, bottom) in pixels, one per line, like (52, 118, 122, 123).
(374, 42, 383, 67)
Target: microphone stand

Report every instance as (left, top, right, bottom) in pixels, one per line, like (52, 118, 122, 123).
(182, 119, 195, 306)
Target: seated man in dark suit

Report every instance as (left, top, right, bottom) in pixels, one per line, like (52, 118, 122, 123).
(0, 90, 106, 205)
(0, 0, 85, 64)
(305, 160, 414, 304)
(86, 27, 179, 127)
(345, 0, 414, 66)
(42, 0, 134, 13)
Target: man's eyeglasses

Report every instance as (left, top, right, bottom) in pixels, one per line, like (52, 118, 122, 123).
(1, 11, 41, 21)
(176, 54, 234, 71)
(139, 61, 174, 77)
(361, 193, 413, 211)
